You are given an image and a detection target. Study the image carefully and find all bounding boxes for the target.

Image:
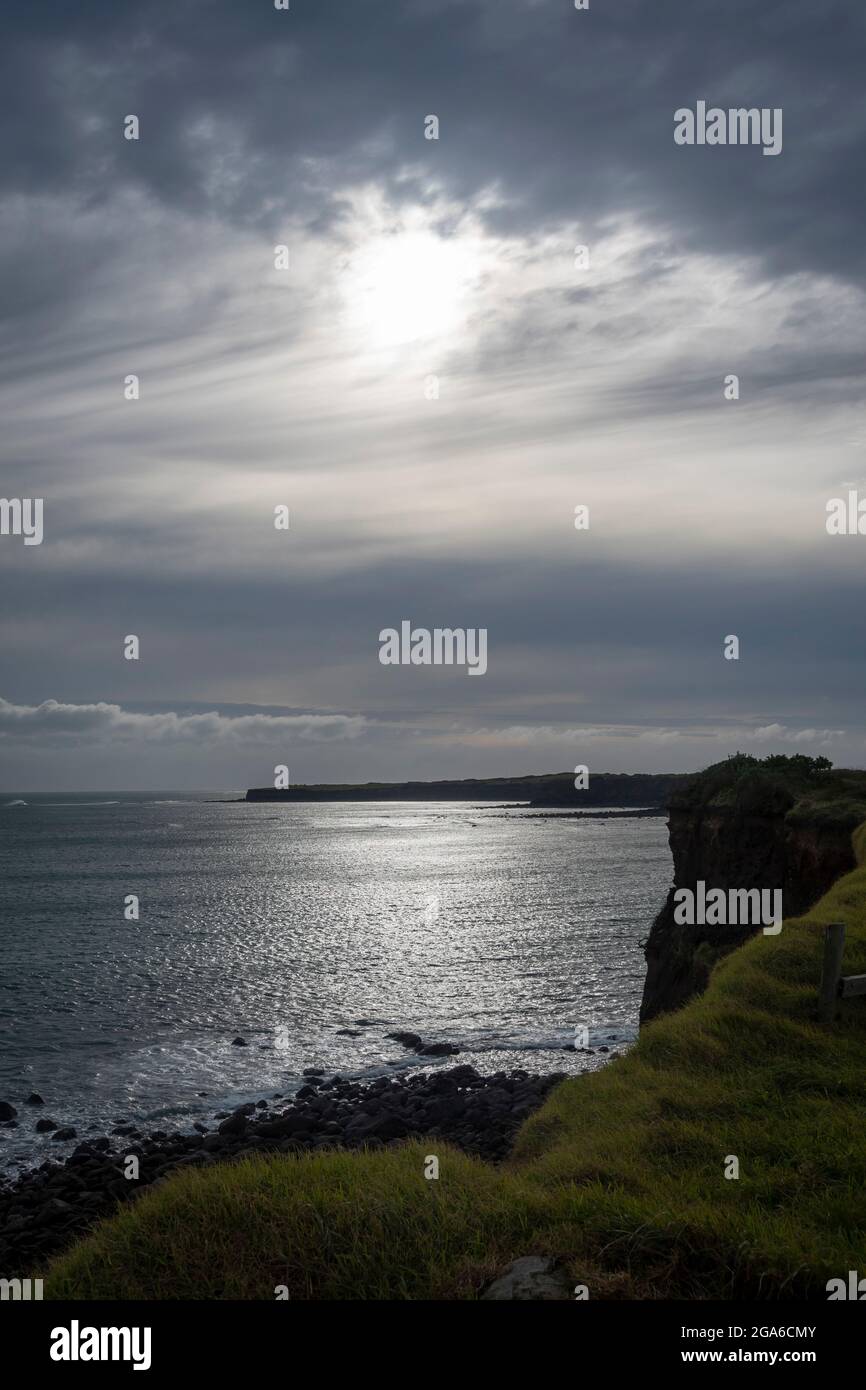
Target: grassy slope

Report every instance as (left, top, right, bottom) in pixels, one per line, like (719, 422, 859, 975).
(44, 825, 866, 1300)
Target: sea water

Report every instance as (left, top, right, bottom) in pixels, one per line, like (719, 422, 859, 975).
(0, 796, 671, 1171)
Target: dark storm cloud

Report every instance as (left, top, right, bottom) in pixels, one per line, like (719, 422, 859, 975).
(1, 0, 864, 281)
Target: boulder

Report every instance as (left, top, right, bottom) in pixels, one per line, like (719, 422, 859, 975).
(347, 1111, 413, 1142)
(481, 1257, 572, 1301)
(254, 1114, 312, 1139)
(448, 1065, 480, 1083)
(217, 1110, 248, 1136)
(37, 1197, 73, 1225)
(386, 1031, 423, 1050)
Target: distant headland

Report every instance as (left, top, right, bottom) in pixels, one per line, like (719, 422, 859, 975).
(245, 771, 686, 806)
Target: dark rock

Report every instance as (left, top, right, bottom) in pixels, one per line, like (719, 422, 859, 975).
(25, 1093, 45, 1106)
(335, 1029, 361, 1037)
(449, 1065, 480, 1083)
(346, 1112, 413, 1142)
(386, 1031, 423, 1050)
(296, 1085, 316, 1100)
(417, 1042, 460, 1056)
(36, 1118, 59, 1133)
(255, 1113, 319, 1139)
(218, 1110, 248, 1136)
(0, 1102, 17, 1122)
(429, 1072, 459, 1094)
(231, 1036, 248, 1047)
(481, 1257, 572, 1301)
(303, 1068, 325, 1077)
(37, 1197, 73, 1224)
(51, 1128, 77, 1141)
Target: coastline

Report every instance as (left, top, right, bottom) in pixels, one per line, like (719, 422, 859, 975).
(0, 1064, 570, 1278)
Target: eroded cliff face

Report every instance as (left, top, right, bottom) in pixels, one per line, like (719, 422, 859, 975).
(639, 808, 856, 1023)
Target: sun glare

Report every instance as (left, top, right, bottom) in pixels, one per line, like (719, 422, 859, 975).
(345, 229, 479, 350)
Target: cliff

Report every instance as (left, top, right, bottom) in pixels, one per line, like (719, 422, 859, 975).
(640, 757, 866, 1022)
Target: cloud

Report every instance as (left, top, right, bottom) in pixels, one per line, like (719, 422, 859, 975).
(2, 0, 865, 286)
(746, 724, 846, 746)
(2, 2, 865, 789)
(431, 722, 849, 751)
(0, 697, 366, 745)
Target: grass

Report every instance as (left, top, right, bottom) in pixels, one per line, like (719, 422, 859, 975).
(44, 823, 866, 1300)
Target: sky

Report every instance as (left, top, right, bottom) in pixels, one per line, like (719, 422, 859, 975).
(1, 0, 865, 792)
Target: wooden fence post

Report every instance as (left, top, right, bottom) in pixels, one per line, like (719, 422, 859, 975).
(818, 922, 846, 1023)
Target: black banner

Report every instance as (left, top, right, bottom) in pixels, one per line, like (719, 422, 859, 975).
(4, 1298, 861, 1375)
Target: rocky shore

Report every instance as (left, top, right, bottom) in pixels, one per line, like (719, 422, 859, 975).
(0, 1064, 565, 1277)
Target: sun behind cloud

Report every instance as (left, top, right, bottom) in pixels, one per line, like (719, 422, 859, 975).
(340, 209, 484, 350)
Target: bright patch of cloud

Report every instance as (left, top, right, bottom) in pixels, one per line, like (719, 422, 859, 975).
(0, 698, 366, 745)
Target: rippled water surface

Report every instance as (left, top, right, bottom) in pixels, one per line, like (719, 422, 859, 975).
(0, 795, 671, 1170)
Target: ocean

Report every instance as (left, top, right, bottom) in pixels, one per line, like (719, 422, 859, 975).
(0, 795, 671, 1172)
